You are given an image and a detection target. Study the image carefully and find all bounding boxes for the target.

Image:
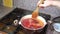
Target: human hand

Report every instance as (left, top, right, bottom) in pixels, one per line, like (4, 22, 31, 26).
(37, 0, 53, 8)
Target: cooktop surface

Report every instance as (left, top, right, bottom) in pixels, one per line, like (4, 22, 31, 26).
(0, 8, 51, 34)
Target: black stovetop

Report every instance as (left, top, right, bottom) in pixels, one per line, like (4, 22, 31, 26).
(0, 8, 51, 34)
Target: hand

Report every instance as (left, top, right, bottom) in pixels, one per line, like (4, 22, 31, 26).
(37, 0, 53, 8)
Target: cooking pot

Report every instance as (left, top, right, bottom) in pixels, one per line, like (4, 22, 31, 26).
(48, 16, 60, 32)
(18, 14, 47, 30)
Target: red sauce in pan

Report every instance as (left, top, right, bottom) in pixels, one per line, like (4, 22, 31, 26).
(21, 18, 44, 29)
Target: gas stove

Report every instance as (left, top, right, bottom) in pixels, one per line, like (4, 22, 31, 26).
(0, 8, 51, 34)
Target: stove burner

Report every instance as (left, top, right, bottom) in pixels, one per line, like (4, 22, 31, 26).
(0, 8, 51, 34)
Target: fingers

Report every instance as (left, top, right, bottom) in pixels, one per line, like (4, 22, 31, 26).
(37, 1, 46, 8)
(37, 1, 40, 6)
(37, 1, 52, 8)
(38, 4, 47, 8)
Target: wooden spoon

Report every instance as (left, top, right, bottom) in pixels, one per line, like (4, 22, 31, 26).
(32, 0, 44, 28)
(32, 0, 44, 19)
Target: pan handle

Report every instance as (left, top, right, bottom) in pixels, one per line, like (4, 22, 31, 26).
(47, 20, 54, 31)
(52, 16, 60, 22)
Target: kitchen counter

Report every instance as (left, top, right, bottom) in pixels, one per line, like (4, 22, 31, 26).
(0, 5, 14, 19)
